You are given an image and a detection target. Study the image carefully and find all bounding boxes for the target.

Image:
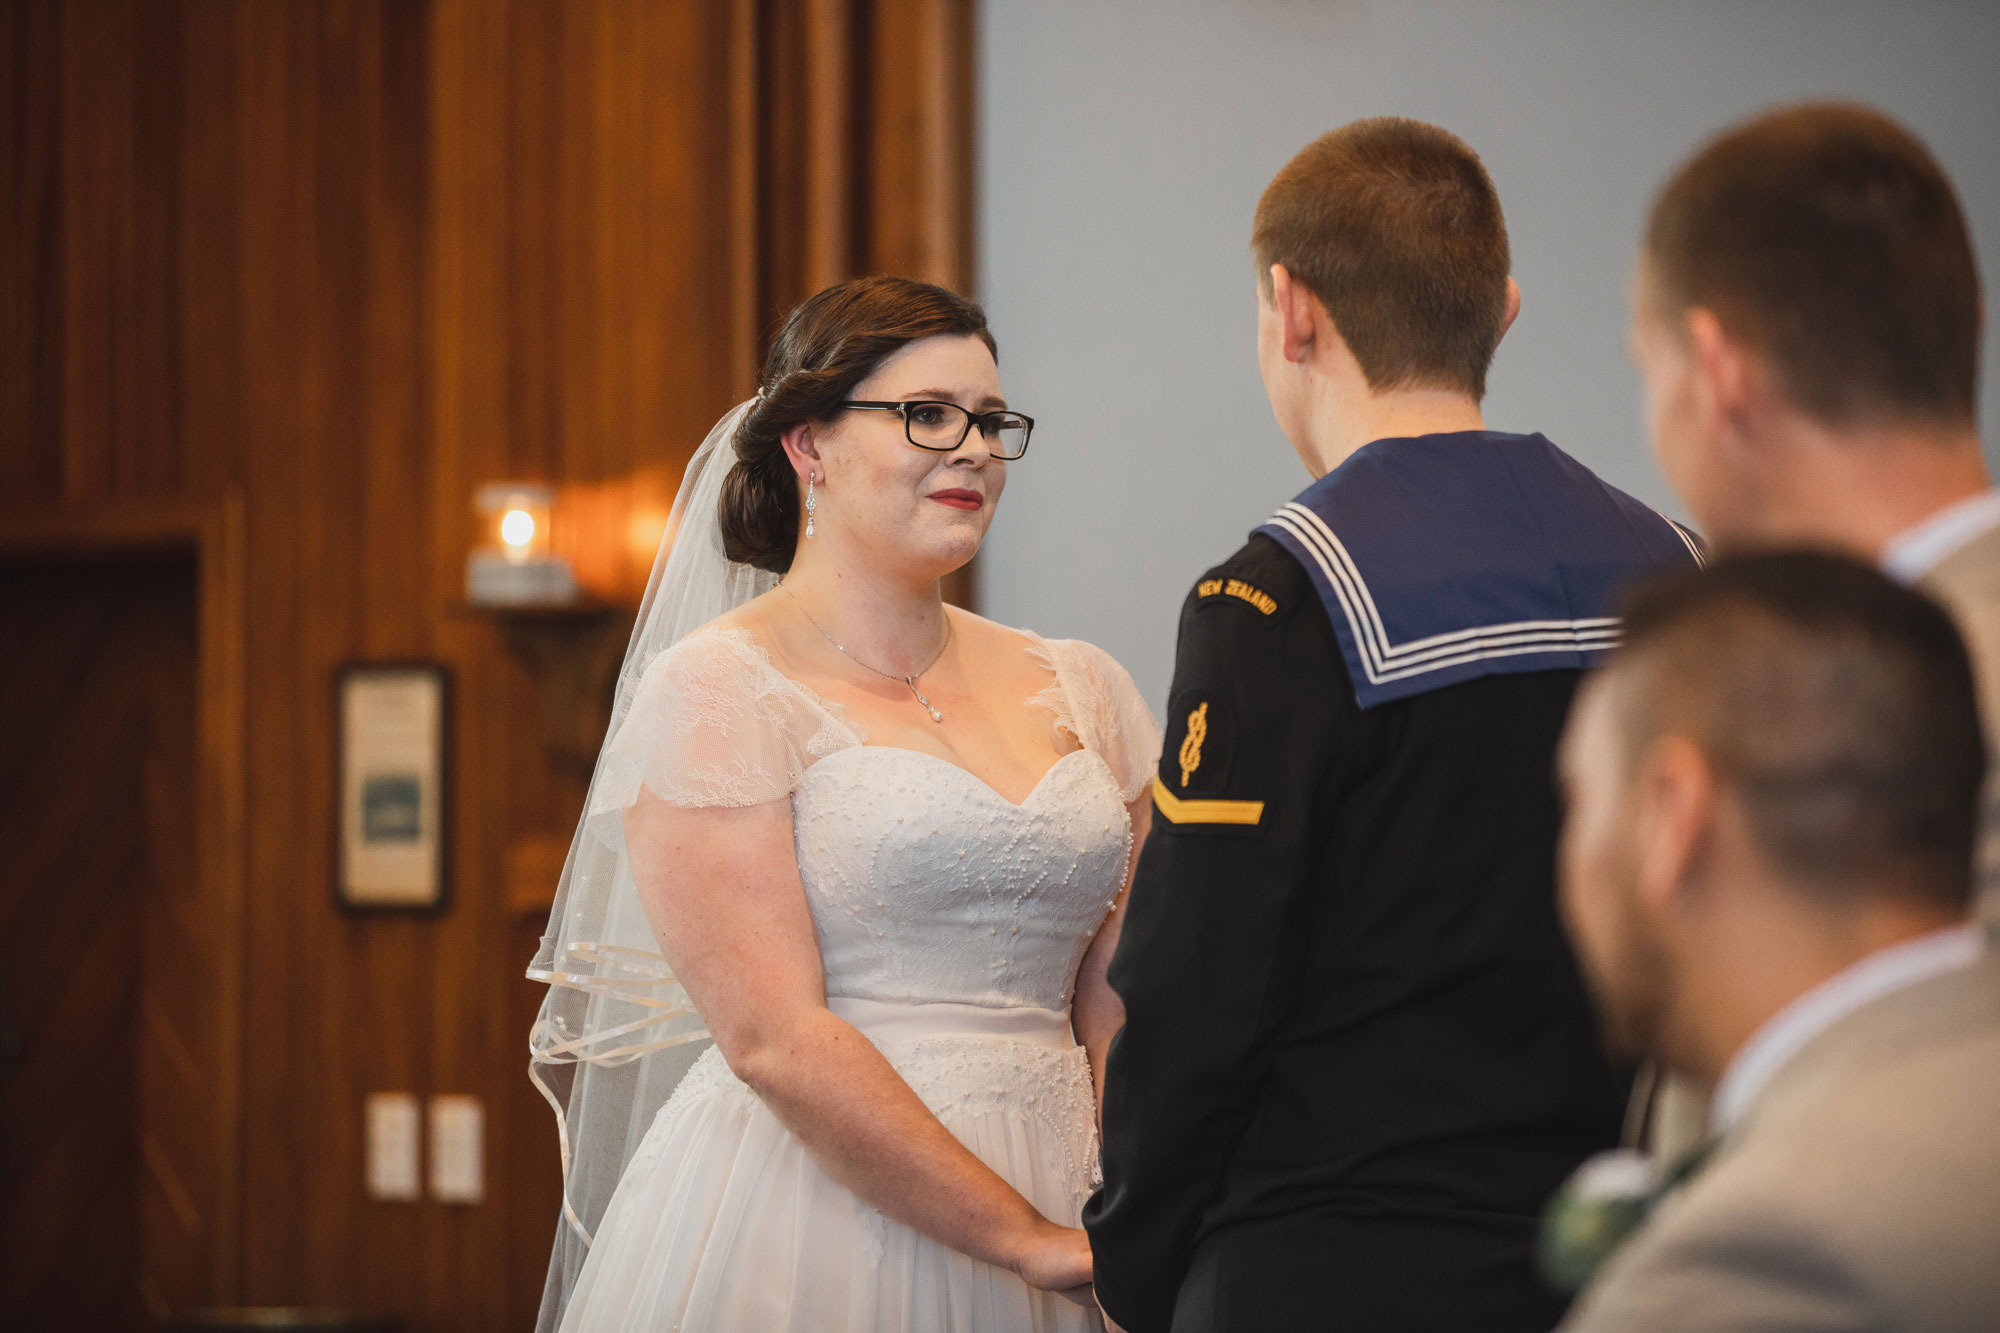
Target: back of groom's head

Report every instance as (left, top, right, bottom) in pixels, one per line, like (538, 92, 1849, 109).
(1254, 118, 1510, 399)
(1644, 102, 1981, 430)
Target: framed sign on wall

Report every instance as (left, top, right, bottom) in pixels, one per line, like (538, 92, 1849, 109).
(335, 662, 451, 912)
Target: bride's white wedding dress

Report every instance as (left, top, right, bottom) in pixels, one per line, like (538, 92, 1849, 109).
(558, 623, 1158, 1332)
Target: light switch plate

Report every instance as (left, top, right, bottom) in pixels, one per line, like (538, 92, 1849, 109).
(365, 1092, 421, 1201)
(428, 1094, 484, 1204)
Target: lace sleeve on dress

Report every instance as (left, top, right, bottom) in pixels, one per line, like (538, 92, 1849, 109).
(1031, 638, 1163, 804)
(589, 628, 852, 818)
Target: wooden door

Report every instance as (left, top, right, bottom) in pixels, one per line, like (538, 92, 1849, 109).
(0, 558, 198, 1330)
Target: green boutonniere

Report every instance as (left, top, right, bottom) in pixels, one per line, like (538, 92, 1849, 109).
(1538, 1143, 1717, 1293)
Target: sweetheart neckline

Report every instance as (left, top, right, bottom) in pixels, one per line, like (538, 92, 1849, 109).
(690, 625, 1106, 808)
(811, 744, 1100, 810)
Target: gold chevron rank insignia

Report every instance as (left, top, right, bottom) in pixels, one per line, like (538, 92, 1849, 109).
(1152, 775, 1264, 827)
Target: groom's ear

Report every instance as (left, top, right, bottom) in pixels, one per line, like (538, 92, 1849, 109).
(1269, 263, 1319, 366)
(1500, 276, 1522, 340)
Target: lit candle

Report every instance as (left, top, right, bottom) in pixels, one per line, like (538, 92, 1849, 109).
(499, 507, 537, 555)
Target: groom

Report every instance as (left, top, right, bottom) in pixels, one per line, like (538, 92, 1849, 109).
(1084, 118, 1702, 1332)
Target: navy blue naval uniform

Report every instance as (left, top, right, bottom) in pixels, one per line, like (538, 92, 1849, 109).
(1083, 432, 1702, 1333)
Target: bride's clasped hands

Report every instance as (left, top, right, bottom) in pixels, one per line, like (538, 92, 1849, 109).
(533, 275, 1158, 1333)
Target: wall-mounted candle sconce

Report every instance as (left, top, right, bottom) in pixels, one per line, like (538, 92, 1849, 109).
(466, 483, 579, 607)
(451, 467, 680, 919)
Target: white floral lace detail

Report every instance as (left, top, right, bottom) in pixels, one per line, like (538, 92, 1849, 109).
(796, 746, 1129, 1012)
(886, 1034, 1102, 1209)
(599, 624, 1159, 817)
(594, 627, 862, 815)
(630, 1046, 756, 1172)
(1024, 636, 1161, 805)
(860, 1208, 888, 1267)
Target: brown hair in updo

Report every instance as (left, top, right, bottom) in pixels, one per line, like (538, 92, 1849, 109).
(720, 275, 998, 573)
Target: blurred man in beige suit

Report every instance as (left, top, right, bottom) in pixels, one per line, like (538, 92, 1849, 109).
(1629, 103, 1998, 925)
(1623, 101, 1999, 1163)
(1555, 551, 2000, 1331)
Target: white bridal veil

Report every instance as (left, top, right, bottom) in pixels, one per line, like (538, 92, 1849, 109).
(526, 399, 775, 1330)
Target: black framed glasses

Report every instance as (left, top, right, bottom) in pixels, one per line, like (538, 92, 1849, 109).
(839, 399, 1034, 461)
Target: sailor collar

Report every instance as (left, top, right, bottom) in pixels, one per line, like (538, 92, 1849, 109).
(1255, 431, 1703, 709)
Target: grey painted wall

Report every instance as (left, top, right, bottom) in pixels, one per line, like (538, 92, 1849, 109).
(976, 0, 2000, 709)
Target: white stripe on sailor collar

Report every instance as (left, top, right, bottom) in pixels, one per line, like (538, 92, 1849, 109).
(1267, 503, 1621, 686)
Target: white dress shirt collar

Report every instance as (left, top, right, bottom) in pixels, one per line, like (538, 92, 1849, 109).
(1710, 922, 1987, 1135)
(1880, 489, 2000, 583)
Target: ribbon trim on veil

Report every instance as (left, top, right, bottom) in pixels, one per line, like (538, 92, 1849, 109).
(527, 399, 770, 1270)
(528, 945, 711, 1245)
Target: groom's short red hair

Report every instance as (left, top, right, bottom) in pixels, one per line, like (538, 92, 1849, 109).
(1254, 118, 1511, 400)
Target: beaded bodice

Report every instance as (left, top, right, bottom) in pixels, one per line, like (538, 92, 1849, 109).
(794, 745, 1133, 1011)
(591, 620, 1161, 1013)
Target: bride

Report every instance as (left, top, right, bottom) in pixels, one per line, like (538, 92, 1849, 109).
(529, 275, 1160, 1331)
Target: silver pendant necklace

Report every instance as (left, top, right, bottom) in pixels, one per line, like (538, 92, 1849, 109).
(780, 584, 952, 723)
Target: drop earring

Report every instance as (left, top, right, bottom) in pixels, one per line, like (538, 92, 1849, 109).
(805, 473, 817, 538)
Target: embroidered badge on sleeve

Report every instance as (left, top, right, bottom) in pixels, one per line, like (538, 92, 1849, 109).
(1178, 701, 1209, 787)
(1154, 691, 1263, 831)
(1196, 577, 1279, 616)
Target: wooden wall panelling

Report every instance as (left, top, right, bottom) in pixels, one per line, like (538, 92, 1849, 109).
(752, 0, 974, 336)
(757, 0, 864, 346)
(233, 0, 449, 1314)
(802, 0, 859, 292)
(427, 3, 749, 1325)
(425, 3, 522, 1322)
(0, 1, 975, 1326)
(57, 0, 191, 499)
(0, 0, 64, 501)
(0, 0, 250, 1311)
(194, 494, 249, 1308)
(176, 0, 247, 500)
(729, 0, 762, 392)
(0, 497, 250, 1317)
(753, 0, 812, 339)
(333, 2, 441, 1321)
(0, 555, 192, 1330)
(54, 0, 132, 498)
(140, 498, 249, 1315)
(436, 2, 565, 1320)
(866, 0, 974, 290)
(550, 2, 610, 484)
(235, 0, 335, 1304)
(132, 557, 203, 1318)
